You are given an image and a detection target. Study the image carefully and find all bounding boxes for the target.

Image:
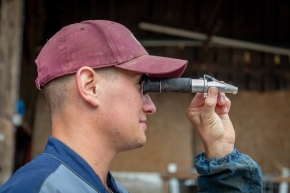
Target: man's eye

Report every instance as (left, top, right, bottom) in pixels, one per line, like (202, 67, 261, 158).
(138, 80, 144, 90)
(137, 76, 144, 92)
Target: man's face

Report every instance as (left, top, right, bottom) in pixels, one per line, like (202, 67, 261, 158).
(98, 68, 156, 152)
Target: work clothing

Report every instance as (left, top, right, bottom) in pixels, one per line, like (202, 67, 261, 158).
(0, 137, 128, 193)
(0, 137, 262, 193)
(195, 149, 263, 192)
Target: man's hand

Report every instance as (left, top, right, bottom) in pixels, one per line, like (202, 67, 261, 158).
(187, 87, 235, 158)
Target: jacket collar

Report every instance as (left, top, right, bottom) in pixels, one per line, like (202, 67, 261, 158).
(44, 136, 120, 193)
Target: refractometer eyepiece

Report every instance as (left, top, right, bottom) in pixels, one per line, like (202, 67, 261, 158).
(143, 74, 238, 97)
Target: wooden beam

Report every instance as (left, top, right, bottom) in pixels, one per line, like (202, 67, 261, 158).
(0, 0, 24, 185)
(139, 22, 290, 56)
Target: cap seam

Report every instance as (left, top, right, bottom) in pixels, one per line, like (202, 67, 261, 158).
(59, 27, 69, 75)
(94, 22, 121, 63)
(117, 53, 148, 64)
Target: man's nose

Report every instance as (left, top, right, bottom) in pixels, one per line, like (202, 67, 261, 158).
(142, 94, 156, 114)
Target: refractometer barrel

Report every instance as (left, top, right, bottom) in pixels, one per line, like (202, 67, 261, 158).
(143, 75, 238, 95)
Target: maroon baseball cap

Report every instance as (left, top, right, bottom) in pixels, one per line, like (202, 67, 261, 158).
(35, 20, 187, 89)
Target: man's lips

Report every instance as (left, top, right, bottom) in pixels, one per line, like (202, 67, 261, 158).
(139, 120, 147, 128)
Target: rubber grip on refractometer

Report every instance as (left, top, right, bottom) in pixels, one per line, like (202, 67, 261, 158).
(160, 78, 192, 93)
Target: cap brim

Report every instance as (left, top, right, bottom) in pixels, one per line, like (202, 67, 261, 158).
(115, 55, 187, 78)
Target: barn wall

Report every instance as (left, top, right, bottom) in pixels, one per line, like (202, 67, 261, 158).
(31, 92, 51, 158)
(229, 91, 290, 174)
(22, 0, 290, 176)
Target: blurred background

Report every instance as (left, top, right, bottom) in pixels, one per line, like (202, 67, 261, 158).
(0, 0, 290, 192)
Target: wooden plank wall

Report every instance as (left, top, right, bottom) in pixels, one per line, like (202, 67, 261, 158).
(11, 0, 46, 175)
(0, 0, 24, 184)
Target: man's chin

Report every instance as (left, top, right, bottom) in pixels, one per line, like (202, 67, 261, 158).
(121, 139, 146, 152)
(134, 142, 146, 149)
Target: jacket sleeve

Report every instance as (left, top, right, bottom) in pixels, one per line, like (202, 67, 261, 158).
(194, 149, 262, 193)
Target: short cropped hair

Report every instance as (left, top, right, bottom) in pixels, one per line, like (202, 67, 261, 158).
(42, 67, 117, 115)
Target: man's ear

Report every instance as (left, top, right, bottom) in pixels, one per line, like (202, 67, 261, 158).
(76, 66, 99, 107)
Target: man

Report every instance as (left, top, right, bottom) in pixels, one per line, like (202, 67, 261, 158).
(0, 20, 262, 192)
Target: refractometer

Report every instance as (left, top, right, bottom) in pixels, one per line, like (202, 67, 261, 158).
(143, 74, 238, 97)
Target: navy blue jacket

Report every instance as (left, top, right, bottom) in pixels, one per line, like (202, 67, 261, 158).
(195, 149, 263, 192)
(0, 137, 128, 193)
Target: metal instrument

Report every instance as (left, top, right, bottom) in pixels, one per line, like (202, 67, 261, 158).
(143, 74, 238, 97)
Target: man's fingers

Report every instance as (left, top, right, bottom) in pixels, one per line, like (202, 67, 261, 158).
(186, 93, 205, 124)
(215, 99, 231, 114)
(187, 88, 232, 123)
(202, 87, 218, 116)
(188, 92, 205, 108)
(216, 93, 231, 114)
(217, 92, 226, 106)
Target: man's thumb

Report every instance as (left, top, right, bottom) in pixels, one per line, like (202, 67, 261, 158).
(202, 87, 218, 116)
